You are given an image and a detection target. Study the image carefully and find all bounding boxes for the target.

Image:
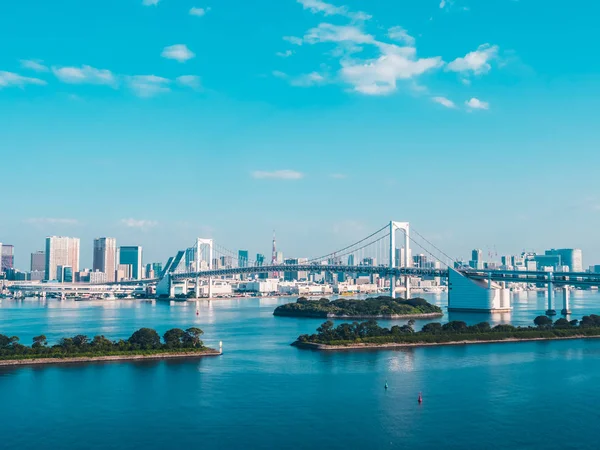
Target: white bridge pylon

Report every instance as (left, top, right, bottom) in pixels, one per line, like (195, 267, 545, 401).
(389, 221, 410, 299)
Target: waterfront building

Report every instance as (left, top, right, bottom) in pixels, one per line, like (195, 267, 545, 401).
(116, 264, 133, 281)
(57, 265, 73, 283)
(534, 254, 561, 271)
(31, 251, 45, 272)
(145, 262, 163, 279)
(89, 271, 107, 284)
(45, 237, 80, 281)
(93, 237, 117, 282)
(1, 244, 14, 273)
(238, 250, 249, 268)
(119, 246, 142, 280)
(545, 249, 583, 272)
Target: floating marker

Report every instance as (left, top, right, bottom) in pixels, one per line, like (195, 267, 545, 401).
(418, 392, 423, 404)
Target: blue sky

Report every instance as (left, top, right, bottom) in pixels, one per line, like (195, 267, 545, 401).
(2, 0, 600, 269)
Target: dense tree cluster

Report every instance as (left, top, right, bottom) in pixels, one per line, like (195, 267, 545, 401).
(0, 327, 205, 360)
(274, 296, 443, 318)
(296, 315, 600, 346)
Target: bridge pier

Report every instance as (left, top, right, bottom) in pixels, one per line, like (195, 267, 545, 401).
(546, 272, 556, 316)
(561, 286, 571, 315)
(195, 277, 200, 299)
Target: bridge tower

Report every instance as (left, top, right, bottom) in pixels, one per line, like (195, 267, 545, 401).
(196, 238, 214, 298)
(389, 222, 410, 299)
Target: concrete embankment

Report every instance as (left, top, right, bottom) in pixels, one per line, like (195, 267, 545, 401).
(0, 350, 222, 367)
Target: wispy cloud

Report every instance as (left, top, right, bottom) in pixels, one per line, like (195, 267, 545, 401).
(276, 50, 294, 58)
(0, 71, 46, 88)
(446, 44, 499, 75)
(465, 97, 490, 110)
(52, 65, 116, 86)
(297, 0, 370, 20)
(120, 218, 158, 229)
(290, 71, 327, 87)
(432, 96, 456, 108)
(251, 170, 304, 180)
(24, 218, 79, 226)
(387, 26, 415, 46)
(190, 6, 210, 16)
(176, 75, 202, 90)
(20, 59, 49, 72)
(142, 0, 160, 5)
(283, 36, 303, 46)
(161, 44, 195, 63)
(127, 75, 170, 97)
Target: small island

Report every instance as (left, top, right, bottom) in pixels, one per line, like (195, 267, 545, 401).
(0, 327, 220, 366)
(292, 315, 600, 350)
(273, 296, 443, 319)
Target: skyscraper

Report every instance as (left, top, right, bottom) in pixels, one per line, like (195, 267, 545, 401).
(1, 244, 14, 273)
(238, 250, 249, 268)
(119, 246, 143, 280)
(45, 237, 80, 281)
(93, 237, 117, 282)
(545, 249, 583, 272)
(31, 251, 45, 272)
(469, 249, 484, 270)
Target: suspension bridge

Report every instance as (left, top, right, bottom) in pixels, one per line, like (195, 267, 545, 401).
(8, 220, 600, 315)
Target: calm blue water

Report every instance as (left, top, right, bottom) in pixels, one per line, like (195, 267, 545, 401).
(1, 291, 599, 449)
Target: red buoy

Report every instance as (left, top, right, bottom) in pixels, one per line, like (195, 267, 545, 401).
(196, 310, 199, 316)
(418, 392, 423, 404)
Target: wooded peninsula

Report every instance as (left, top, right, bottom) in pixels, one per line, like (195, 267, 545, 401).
(292, 315, 600, 350)
(0, 327, 220, 366)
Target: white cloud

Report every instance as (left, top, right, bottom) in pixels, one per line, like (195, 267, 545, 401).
(127, 75, 170, 98)
(52, 65, 116, 86)
(276, 50, 293, 58)
(304, 23, 375, 45)
(341, 51, 443, 96)
(176, 75, 201, 90)
(387, 26, 415, 46)
(447, 44, 499, 75)
(190, 7, 210, 16)
(161, 44, 195, 63)
(465, 97, 489, 110)
(297, 0, 370, 20)
(432, 96, 456, 108)
(251, 170, 304, 180)
(142, 0, 159, 5)
(439, 0, 447, 8)
(300, 23, 444, 96)
(20, 59, 48, 72)
(120, 218, 158, 229)
(0, 71, 46, 88)
(272, 70, 288, 79)
(283, 36, 303, 46)
(290, 71, 327, 87)
(24, 218, 79, 225)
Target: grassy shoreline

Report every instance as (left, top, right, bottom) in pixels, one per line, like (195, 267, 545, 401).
(0, 348, 221, 366)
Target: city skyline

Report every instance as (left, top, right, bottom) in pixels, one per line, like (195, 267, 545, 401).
(3, 0, 600, 266)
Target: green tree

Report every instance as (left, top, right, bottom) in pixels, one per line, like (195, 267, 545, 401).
(32, 335, 47, 348)
(73, 335, 89, 347)
(91, 335, 114, 351)
(422, 322, 442, 334)
(553, 318, 572, 329)
(183, 327, 204, 348)
(164, 328, 185, 348)
(128, 328, 161, 349)
(534, 316, 553, 328)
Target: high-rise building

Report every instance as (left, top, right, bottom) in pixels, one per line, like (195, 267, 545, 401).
(238, 250, 249, 268)
(146, 262, 164, 279)
(348, 254, 355, 266)
(469, 249, 484, 270)
(256, 254, 265, 266)
(545, 249, 583, 272)
(31, 251, 45, 272)
(93, 237, 117, 282)
(45, 237, 80, 281)
(119, 246, 142, 280)
(57, 265, 73, 283)
(1, 244, 14, 273)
